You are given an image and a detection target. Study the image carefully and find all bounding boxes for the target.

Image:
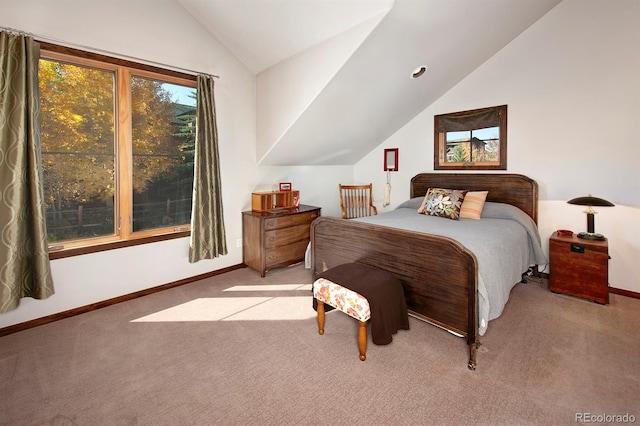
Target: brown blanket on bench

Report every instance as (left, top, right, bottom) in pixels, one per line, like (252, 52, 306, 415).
(314, 263, 410, 345)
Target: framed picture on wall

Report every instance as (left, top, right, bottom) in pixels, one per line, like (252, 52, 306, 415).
(384, 148, 399, 171)
(279, 182, 292, 192)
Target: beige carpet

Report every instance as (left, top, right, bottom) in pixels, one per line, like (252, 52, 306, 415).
(0, 264, 638, 425)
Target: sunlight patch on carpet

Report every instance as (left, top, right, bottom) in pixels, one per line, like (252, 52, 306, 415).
(223, 296, 314, 321)
(223, 284, 312, 292)
(131, 296, 316, 322)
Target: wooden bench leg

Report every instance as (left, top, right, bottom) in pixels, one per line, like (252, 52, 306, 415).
(315, 295, 368, 361)
(317, 300, 325, 335)
(358, 320, 367, 361)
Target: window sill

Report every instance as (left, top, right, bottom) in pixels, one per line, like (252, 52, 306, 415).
(48, 231, 191, 260)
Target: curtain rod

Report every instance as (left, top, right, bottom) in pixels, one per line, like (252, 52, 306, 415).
(1, 26, 220, 79)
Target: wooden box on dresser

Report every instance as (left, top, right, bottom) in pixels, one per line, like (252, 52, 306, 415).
(242, 205, 321, 277)
(549, 231, 609, 304)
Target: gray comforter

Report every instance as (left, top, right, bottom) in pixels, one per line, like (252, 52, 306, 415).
(354, 200, 548, 336)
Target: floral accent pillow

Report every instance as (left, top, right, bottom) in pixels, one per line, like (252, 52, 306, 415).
(417, 188, 468, 220)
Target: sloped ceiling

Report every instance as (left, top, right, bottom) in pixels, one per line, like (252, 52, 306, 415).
(178, 0, 562, 166)
(176, 0, 394, 74)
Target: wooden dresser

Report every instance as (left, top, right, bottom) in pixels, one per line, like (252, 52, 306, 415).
(242, 204, 320, 277)
(549, 232, 609, 304)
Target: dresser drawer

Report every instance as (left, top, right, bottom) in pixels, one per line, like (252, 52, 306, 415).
(264, 210, 319, 230)
(265, 224, 311, 249)
(265, 239, 310, 267)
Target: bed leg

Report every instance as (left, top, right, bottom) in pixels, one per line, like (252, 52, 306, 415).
(531, 265, 540, 277)
(468, 342, 478, 370)
(521, 266, 541, 283)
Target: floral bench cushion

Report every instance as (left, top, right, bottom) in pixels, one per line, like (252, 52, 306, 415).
(313, 277, 371, 322)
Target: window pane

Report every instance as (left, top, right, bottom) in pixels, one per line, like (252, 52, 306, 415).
(130, 77, 195, 232)
(445, 131, 471, 162)
(444, 127, 500, 163)
(471, 127, 500, 162)
(39, 59, 116, 243)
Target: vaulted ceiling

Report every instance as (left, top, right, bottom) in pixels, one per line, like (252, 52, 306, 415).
(177, 0, 562, 166)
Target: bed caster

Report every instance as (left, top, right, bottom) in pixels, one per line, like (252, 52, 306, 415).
(468, 341, 479, 370)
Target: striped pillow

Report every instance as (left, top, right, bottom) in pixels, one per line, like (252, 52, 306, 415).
(460, 191, 489, 219)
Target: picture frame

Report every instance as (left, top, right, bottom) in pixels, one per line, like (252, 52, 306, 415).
(384, 148, 399, 171)
(279, 182, 292, 192)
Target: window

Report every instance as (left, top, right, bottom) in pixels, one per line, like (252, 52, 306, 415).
(38, 45, 197, 258)
(434, 105, 507, 170)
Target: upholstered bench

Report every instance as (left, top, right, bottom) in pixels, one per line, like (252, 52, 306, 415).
(312, 263, 410, 361)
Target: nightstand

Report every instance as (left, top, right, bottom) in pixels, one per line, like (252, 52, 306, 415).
(549, 231, 609, 304)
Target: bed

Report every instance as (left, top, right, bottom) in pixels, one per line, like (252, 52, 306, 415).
(310, 173, 547, 369)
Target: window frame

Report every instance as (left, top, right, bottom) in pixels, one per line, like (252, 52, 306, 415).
(433, 105, 507, 170)
(39, 42, 197, 260)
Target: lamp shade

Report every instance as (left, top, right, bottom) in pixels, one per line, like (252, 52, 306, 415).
(567, 195, 614, 240)
(567, 196, 615, 207)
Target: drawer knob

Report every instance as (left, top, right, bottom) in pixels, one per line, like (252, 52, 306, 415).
(268, 237, 276, 242)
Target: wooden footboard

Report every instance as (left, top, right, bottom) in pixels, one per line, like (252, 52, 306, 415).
(311, 216, 479, 369)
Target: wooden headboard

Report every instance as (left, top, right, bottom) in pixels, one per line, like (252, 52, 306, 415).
(410, 173, 539, 223)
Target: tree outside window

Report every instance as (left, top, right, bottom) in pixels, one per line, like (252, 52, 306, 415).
(39, 54, 196, 248)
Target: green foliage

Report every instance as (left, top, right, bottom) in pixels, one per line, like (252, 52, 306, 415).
(448, 144, 468, 162)
(39, 59, 196, 238)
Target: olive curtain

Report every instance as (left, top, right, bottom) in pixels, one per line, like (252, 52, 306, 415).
(189, 74, 227, 262)
(0, 30, 54, 312)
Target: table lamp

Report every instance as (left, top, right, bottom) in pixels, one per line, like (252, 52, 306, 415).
(567, 195, 614, 240)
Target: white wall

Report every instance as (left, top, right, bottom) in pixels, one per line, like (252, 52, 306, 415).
(0, 0, 352, 328)
(256, 13, 386, 163)
(356, 0, 640, 293)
